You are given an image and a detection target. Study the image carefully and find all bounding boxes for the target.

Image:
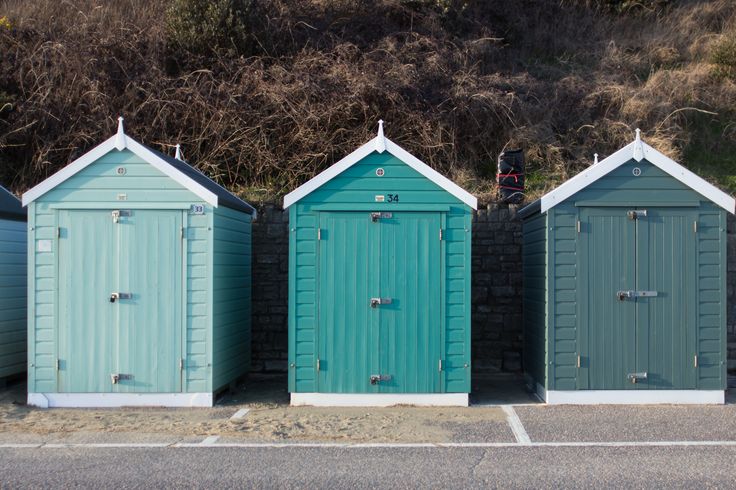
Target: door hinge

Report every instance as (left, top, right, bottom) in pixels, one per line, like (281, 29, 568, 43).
(576, 220, 581, 233)
(577, 355, 581, 368)
(180, 226, 185, 239)
(438, 359, 443, 372)
(693, 221, 698, 233)
(179, 358, 185, 371)
(56, 359, 60, 371)
(694, 355, 698, 368)
(439, 228, 444, 241)
(57, 226, 61, 238)
(316, 358, 321, 371)
(317, 228, 321, 240)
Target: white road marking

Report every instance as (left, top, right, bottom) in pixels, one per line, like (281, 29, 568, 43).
(230, 408, 250, 420)
(502, 406, 531, 445)
(3, 441, 736, 449)
(200, 436, 220, 445)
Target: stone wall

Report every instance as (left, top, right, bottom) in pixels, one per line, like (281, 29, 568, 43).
(252, 204, 736, 377)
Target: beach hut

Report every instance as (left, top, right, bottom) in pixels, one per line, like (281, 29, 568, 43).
(23, 118, 255, 407)
(0, 185, 26, 384)
(520, 130, 734, 404)
(283, 122, 477, 406)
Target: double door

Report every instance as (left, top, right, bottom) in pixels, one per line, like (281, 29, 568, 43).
(317, 211, 442, 393)
(57, 209, 183, 393)
(578, 207, 697, 390)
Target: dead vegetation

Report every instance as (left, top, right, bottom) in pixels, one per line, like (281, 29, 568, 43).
(0, 0, 735, 205)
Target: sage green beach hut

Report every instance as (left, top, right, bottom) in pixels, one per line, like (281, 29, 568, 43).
(23, 118, 255, 407)
(0, 185, 26, 383)
(284, 122, 477, 407)
(520, 130, 734, 404)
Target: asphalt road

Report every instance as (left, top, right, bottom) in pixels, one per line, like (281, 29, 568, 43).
(1, 446, 735, 488)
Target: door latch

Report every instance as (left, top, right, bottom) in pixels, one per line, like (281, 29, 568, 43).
(370, 374, 392, 385)
(110, 292, 132, 303)
(617, 290, 657, 301)
(627, 210, 647, 220)
(111, 373, 132, 384)
(370, 297, 392, 308)
(370, 212, 392, 222)
(627, 372, 647, 384)
(111, 210, 131, 223)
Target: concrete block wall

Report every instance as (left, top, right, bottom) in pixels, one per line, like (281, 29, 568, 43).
(251, 203, 736, 377)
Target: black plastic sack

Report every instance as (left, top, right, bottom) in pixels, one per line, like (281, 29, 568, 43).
(497, 148, 525, 203)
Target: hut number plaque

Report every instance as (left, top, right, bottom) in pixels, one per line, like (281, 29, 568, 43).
(189, 204, 205, 215)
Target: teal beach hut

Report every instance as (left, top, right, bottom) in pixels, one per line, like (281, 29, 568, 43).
(284, 122, 477, 406)
(23, 118, 255, 407)
(0, 185, 26, 383)
(520, 130, 734, 404)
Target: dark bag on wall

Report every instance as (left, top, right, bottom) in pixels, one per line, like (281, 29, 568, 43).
(497, 149, 525, 203)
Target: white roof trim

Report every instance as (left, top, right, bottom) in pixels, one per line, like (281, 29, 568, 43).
(22, 124, 220, 208)
(283, 134, 478, 210)
(540, 131, 735, 214)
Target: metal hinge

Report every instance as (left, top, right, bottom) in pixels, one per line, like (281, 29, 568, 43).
(693, 221, 698, 233)
(438, 359, 443, 372)
(57, 227, 61, 238)
(694, 355, 698, 368)
(439, 228, 444, 241)
(180, 226, 185, 239)
(576, 220, 581, 233)
(56, 359, 60, 371)
(577, 355, 581, 368)
(179, 358, 185, 371)
(316, 358, 321, 371)
(317, 228, 321, 240)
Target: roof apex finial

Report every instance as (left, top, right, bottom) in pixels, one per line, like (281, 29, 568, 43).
(175, 144, 182, 161)
(594, 153, 599, 165)
(633, 128, 644, 162)
(115, 116, 126, 151)
(375, 119, 386, 153)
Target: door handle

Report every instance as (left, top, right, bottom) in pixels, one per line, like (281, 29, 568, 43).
(370, 297, 392, 308)
(110, 292, 132, 303)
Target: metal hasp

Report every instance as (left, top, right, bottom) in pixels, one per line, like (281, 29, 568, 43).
(617, 290, 658, 301)
(370, 297, 392, 308)
(627, 372, 648, 384)
(627, 209, 647, 220)
(109, 292, 132, 303)
(370, 212, 393, 222)
(370, 374, 392, 385)
(110, 373, 133, 384)
(111, 209, 132, 223)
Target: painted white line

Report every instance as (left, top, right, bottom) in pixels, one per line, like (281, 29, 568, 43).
(230, 408, 250, 420)
(3, 441, 736, 449)
(200, 436, 220, 445)
(502, 406, 531, 445)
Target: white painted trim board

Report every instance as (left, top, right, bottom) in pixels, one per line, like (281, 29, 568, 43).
(290, 393, 469, 407)
(28, 393, 214, 408)
(544, 390, 724, 405)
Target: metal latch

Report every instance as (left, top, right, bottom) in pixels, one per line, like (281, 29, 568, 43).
(627, 210, 647, 220)
(627, 372, 647, 384)
(111, 210, 132, 223)
(370, 212, 393, 222)
(110, 292, 132, 303)
(110, 373, 133, 384)
(370, 297, 393, 308)
(617, 290, 657, 301)
(370, 374, 392, 385)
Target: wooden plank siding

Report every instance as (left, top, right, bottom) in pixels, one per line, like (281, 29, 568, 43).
(521, 212, 547, 389)
(0, 217, 26, 378)
(289, 151, 472, 394)
(211, 205, 252, 391)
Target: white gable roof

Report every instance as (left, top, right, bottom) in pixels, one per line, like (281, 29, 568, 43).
(540, 129, 735, 214)
(283, 122, 478, 209)
(22, 118, 256, 217)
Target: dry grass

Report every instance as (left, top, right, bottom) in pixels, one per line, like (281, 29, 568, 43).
(0, 0, 735, 204)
